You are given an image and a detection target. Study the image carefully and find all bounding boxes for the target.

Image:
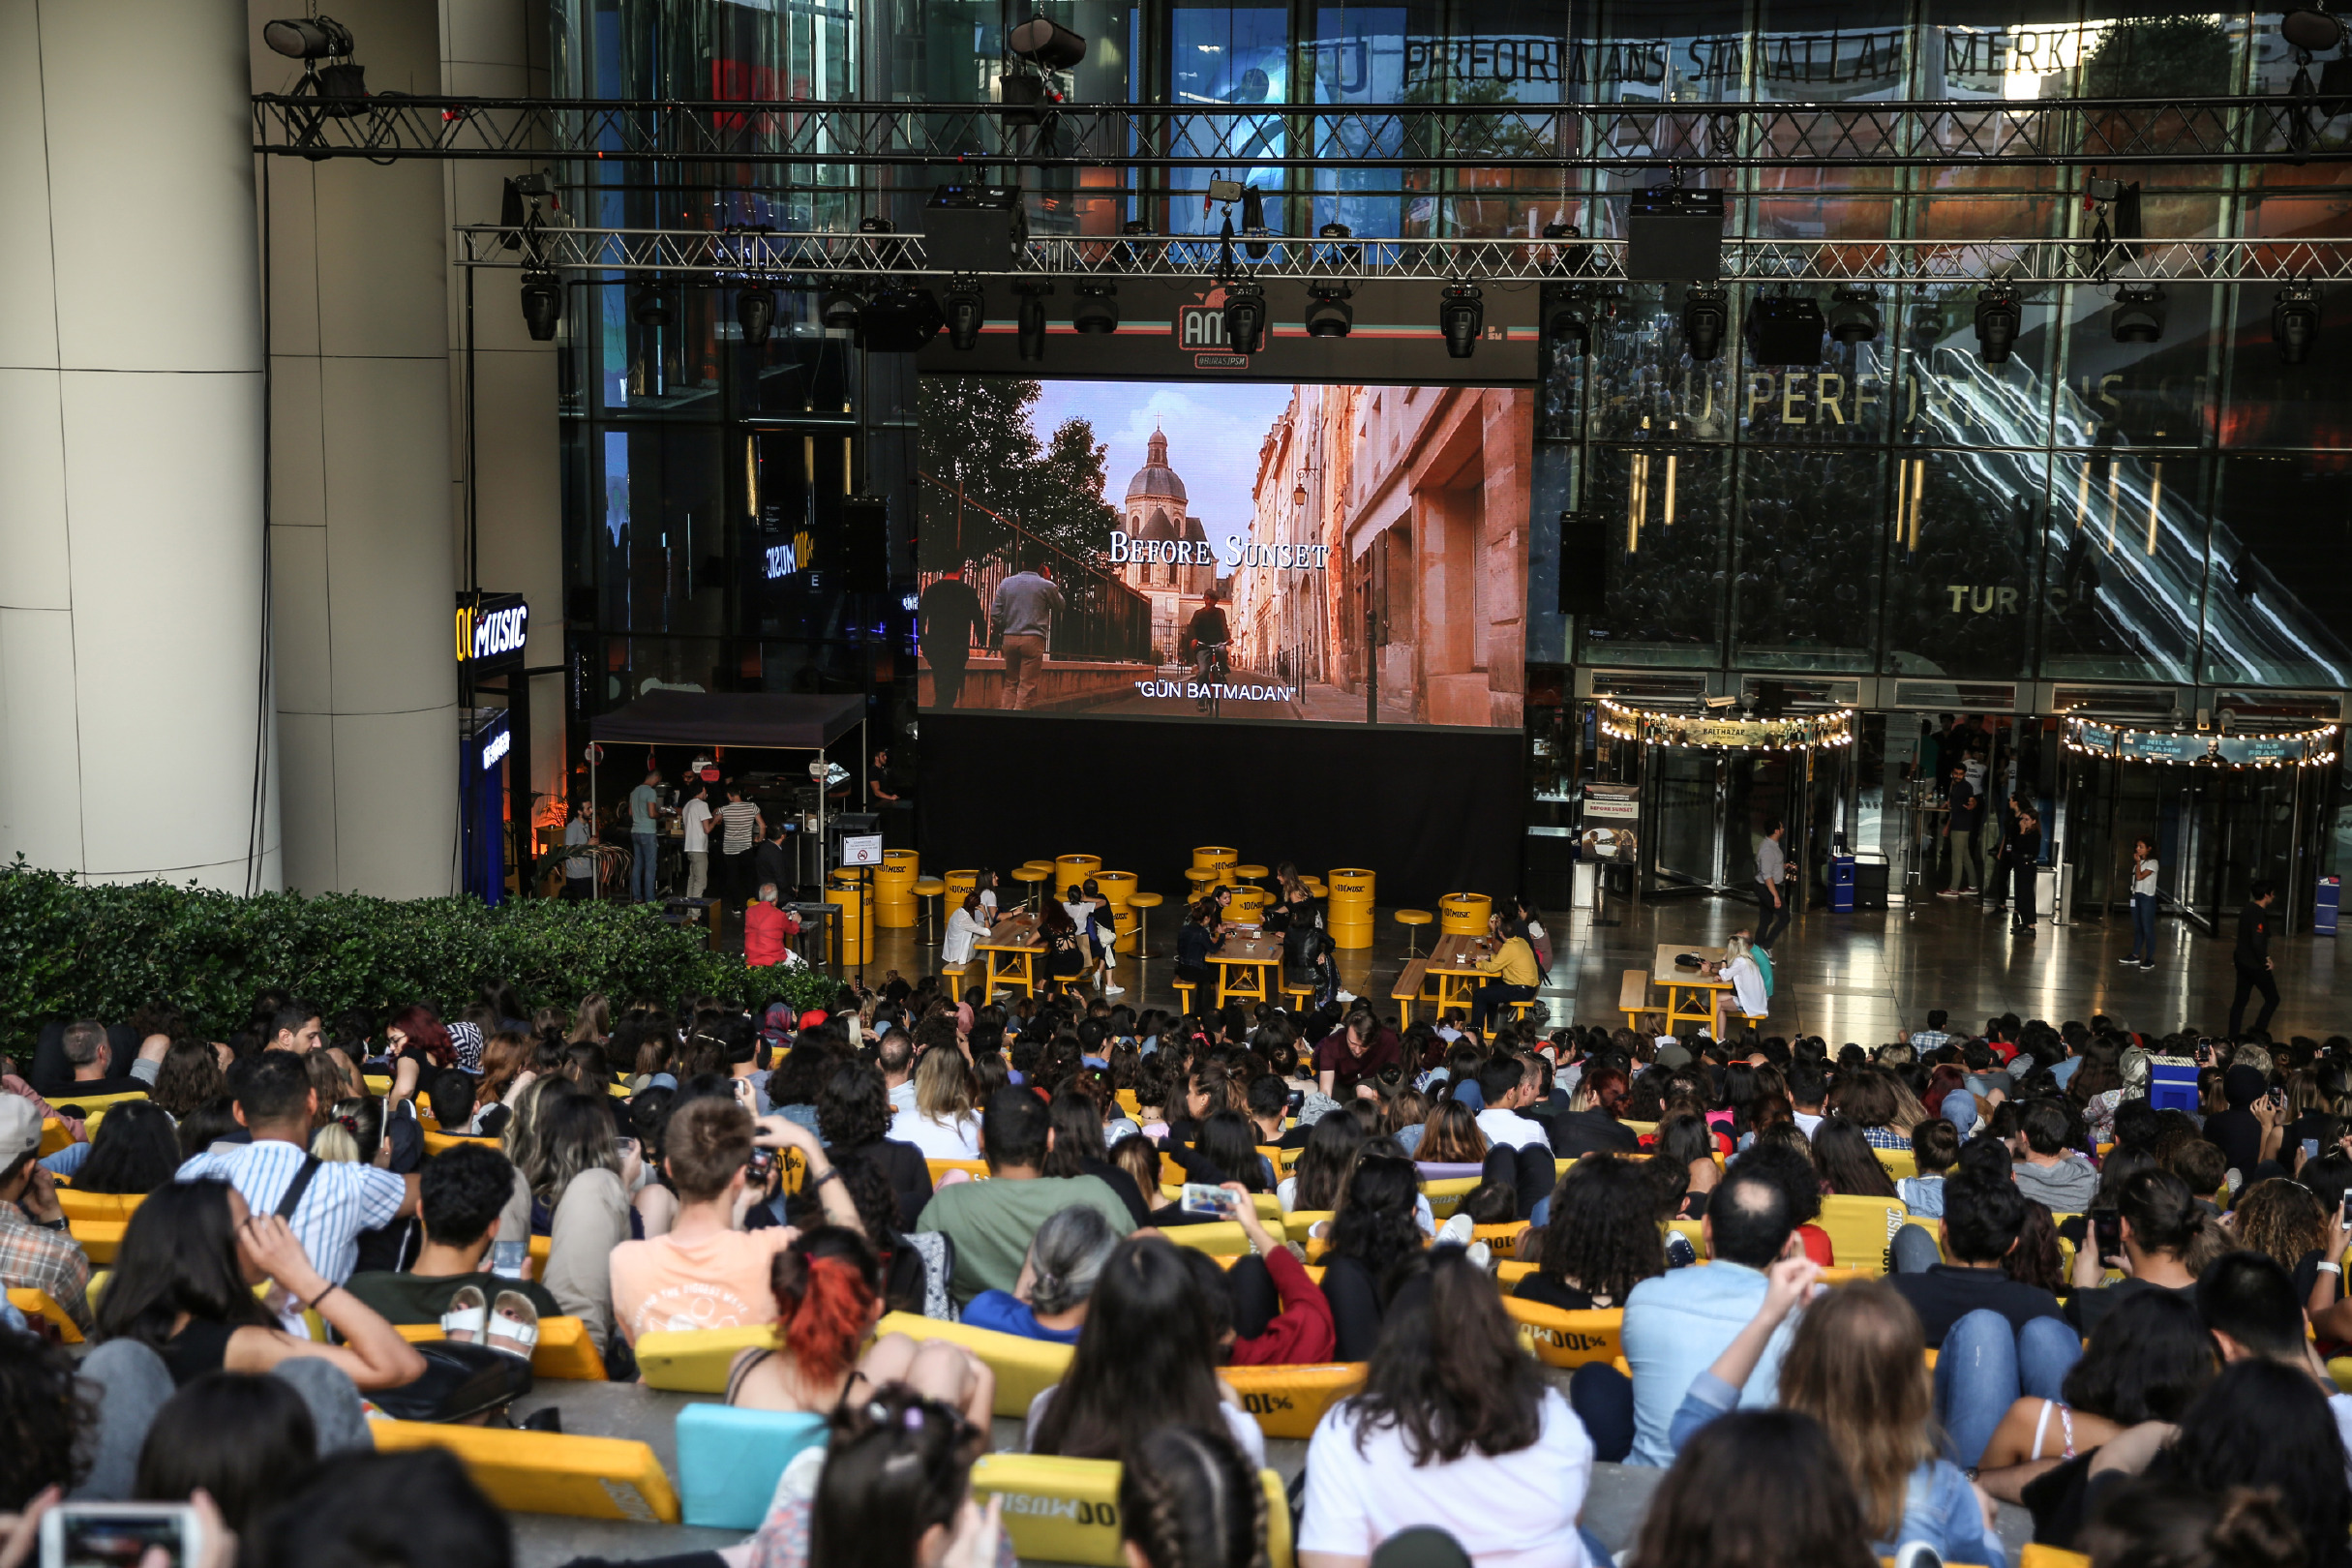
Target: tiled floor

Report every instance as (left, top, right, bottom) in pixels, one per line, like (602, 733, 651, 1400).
(850, 890, 2347, 1044)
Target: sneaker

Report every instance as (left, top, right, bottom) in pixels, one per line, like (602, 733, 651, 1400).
(1435, 1213, 1476, 1249)
(1101, 983, 1126, 996)
(1892, 1545, 1945, 1568)
(2140, 960, 2155, 971)
(1937, 890, 1961, 899)
(1334, 989, 1356, 1005)
(2119, 955, 2142, 966)
(1463, 1240, 1494, 1274)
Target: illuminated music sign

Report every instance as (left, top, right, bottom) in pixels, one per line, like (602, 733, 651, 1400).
(454, 592, 530, 673)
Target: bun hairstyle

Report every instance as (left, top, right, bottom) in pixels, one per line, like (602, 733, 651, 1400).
(1025, 1204, 1120, 1317)
(809, 1384, 985, 1568)
(770, 1225, 882, 1386)
(2082, 1481, 2305, 1568)
(1118, 1425, 1271, 1568)
(2119, 1166, 2213, 1259)
(311, 1097, 384, 1164)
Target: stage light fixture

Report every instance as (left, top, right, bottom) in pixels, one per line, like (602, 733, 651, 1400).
(631, 282, 672, 329)
(1071, 283, 1119, 334)
(2273, 282, 2322, 363)
(945, 279, 985, 350)
(1680, 286, 1729, 362)
(519, 271, 561, 342)
(1826, 285, 1882, 345)
(1304, 284, 1353, 339)
(2109, 284, 2166, 345)
(1438, 283, 1484, 359)
(1009, 15, 1088, 69)
(1541, 220, 1595, 277)
(1316, 222, 1362, 267)
(858, 288, 945, 352)
(736, 282, 776, 347)
(1015, 283, 1051, 360)
(264, 15, 353, 58)
(1973, 287, 2021, 365)
(2284, 7, 2346, 51)
(1222, 280, 1267, 354)
(1547, 301, 1589, 355)
(819, 288, 863, 337)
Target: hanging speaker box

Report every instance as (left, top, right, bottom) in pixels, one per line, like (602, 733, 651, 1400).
(1625, 187, 1725, 282)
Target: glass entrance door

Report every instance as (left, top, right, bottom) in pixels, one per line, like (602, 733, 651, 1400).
(1646, 747, 1724, 893)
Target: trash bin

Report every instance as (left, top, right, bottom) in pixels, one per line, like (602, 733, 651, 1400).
(2035, 861, 2073, 926)
(1829, 855, 1855, 914)
(2319, 875, 2340, 937)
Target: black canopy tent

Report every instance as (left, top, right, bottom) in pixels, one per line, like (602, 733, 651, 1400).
(587, 692, 868, 910)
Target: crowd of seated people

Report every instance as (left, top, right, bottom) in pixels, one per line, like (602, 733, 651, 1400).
(7, 973, 2352, 1568)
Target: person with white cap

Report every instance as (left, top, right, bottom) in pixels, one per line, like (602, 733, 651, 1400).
(0, 1096, 93, 1333)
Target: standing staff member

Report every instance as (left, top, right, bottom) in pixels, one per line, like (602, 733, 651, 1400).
(714, 784, 765, 910)
(2121, 835, 2159, 971)
(678, 780, 712, 901)
(627, 768, 666, 903)
(2006, 801, 2041, 937)
(2228, 880, 2281, 1040)
(1938, 763, 1983, 899)
(1754, 818, 1791, 951)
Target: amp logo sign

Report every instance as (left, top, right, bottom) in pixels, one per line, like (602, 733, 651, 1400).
(1179, 292, 1250, 369)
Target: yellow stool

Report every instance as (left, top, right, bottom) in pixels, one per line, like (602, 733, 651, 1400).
(1011, 863, 1051, 913)
(913, 878, 948, 945)
(1395, 908, 1434, 956)
(1173, 980, 1198, 1013)
(1302, 876, 1328, 897)
(1231, 862, 1269, 884)
(1125, 886, 1161, 958)
(1185, 868, 1221, 900)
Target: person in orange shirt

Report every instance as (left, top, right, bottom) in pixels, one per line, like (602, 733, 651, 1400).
(745, 883, 801, 968)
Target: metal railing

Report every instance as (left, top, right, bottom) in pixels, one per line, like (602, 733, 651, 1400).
(919, 474, 1153, 665)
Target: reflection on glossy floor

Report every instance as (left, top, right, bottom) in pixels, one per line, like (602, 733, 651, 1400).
(846, 890, 2346, 1045)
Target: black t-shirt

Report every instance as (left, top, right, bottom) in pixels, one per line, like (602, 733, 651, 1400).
(1889, 1264, 2066, 1348)
(1513, 1272, 1599, 1312)
(845, 1138, 937, 1234)
(1186, 606, 1230, 648)
(2066, 1276, 2197, 1340)
(1551, 1108, 1642, 1159)
(919, 577, 986, 650)
(1948, 777, 1983, 831)
(44, 1074, 151, 1103)
(2204, 1105, 2264, 1178)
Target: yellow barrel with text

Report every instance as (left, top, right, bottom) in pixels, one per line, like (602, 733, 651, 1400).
(1094, 871, 1140, 953)
(1326, 867, 1375, 950)
(1054, 855, 1101, 896)
(1191, 846, 1238, 880)
(1226, 886, 1267, 923)
(874, 850, 920, 928)
(1439, 892, 1492, 936)
(828, 884, 867, 962)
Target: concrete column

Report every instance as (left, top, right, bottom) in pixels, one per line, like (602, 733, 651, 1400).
(255, 0, 459, 895)
(0, 0, 278, 889)
(442, 0, 565, 868)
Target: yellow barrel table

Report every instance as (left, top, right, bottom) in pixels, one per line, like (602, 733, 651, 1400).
(1327, 867, 1375, 950)
(1191, 845, 1238, 873)
(946, 868, 979, 902)
(828, 881, 868, 963)
(1054, 855, 1101, 896)
(1011, 863, 1051, 913)
(1439, 892, 1493, 936)
(1094, 871, 1139, 952)
(874, 850, 920, 929)
(1226, 886, 1268, 923)
(1127, 890, 1163, 958)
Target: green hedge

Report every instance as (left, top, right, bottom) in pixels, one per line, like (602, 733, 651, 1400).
(0, 859, 842, 1055)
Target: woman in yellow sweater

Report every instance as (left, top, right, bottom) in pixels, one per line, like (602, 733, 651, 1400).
(1470, 912, 1543, 1035)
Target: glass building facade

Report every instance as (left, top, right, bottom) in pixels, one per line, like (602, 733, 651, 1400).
(545, 0, 2352, 919)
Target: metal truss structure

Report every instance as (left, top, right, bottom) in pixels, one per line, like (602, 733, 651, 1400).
(259, 93, 2352, 169)
(456, 225, 2352, 286)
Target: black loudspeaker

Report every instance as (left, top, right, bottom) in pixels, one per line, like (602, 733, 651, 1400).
(1744, 295, 1825, 366)
(1558, 512, 1610, 615)
(924, 186, 1026, 272)
(839, 496, 892, 592)
(1626, 187, 1725, 282)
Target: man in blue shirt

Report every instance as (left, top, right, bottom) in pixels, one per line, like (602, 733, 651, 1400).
(1621, 1165, 1801, 1467)
(627, 768, 665, 902)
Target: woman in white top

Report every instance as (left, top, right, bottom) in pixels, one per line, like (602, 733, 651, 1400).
(1711, 934, 1770, 1039)
(1299, 1248, 1595, 1568)
(941, 890, 993, 966)
(2123, 834, 2159, 971)
(889, 1044, 982, 1159)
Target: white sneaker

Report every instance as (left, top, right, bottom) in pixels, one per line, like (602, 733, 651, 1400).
(1101, 983, 1126, 996)
(1937, 890, 1960, 899)
(1891, 1544, 1945, 1568)
(1436, 1213, 1475, 1249)
(1464, 1240, 1493, 1274)
(1334, 989, 1356, 1005)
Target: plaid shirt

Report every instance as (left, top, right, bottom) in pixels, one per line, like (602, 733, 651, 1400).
(1862, 1125, 1914, 1151)
(0, 1200, 93, 1333)
(1909, 1029, 1952, 1052)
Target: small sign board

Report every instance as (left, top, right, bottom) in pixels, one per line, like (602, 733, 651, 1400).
(840, 834, 884, 866)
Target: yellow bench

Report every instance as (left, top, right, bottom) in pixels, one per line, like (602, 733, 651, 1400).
(1160, 1221, 1251, 1256)
(37, 1118, 72, 1158)
(1872, 1146, 1919, 1181)
(1422, 1175, 1482, 1220)
(1617, 968, 1651, 1026)
(7, 1287, 84, 1342)
(56, 1189, 143, 1221)
(925, 1158, 991, 1185)
(370, 1419, 678, 1523)
(1816, 1194, 1907, 1278)
(67, 1218, 127, 1264)
(2018, 1549, 2091, 1568)
(394, 1315, 608, 1381)
(971, 1454, 1294, 1568)
(871, 1312, 1075, 1417)
(423, 1129, 503, 1157)
(1502, 1300, 1625, 1370)
(633, 1324, 779, 1394)
(1219, 1363, 1364, 1440)
(44, 1089, 152, 1116)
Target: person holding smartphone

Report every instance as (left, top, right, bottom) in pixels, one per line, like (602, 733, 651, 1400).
(2121, 834, 2159, 971)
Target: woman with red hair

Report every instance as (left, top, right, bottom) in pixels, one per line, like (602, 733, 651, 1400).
(1556, 1064, 1642, 1156)
(726, 1225, 994, 1429)
(380, 1005, 457, 1104)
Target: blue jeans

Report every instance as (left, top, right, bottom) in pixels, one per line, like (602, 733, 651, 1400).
(631, 832, 659, 901)
(2128, 892, 2156, 960)
(1891, 1223, 1942, 1276)
(1934, 1308, 2081, 1468)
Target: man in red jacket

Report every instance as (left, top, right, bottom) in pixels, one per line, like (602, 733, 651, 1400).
(744, 882, 800, 967)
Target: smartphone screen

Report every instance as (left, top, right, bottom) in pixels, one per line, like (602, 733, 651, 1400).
(2305, 1138, 2322, 1163)
(46, 1506, 195, 1568)
(2093, 1212, 2123, 1261)
(1286, 1089, 1305, 1114)
(1179, 1182, 1230, 1216)
(744, 1148, 776, 1185)
(2340, 1191, 2351, 1232)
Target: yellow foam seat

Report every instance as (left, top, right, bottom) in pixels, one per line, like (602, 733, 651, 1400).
(1472, 1222, 1530, 1249)
(37, 1118, 71, 1158)
(1817, 1194, 1908, 1278)
(1159, 1221, 1251, 1255)
(1116, 1090, 1141, 1120)
(529, 1234, 550, 1271)
(395, 1315, 608, 1381)
(1282, 1210, 1333, 1245)
(1421, 1175, 1481, 1220)
(632, 1322, 778, 1393)
(423, 1129, 503, 1157)
(1617, 1119, 1659, 1139)
(873, 1311, 1074, 1417)
(1256, 1143, 1301, 1175)
(43, 1089, 151, 1116)
(2018, 1550, 2091, 1568)
(1502, 1300, 1625, 1370)
(925, 1157, 991, 1185)
(68, 1218, 127, 1264)
(971, 1454, 1294, 1568)
(1871, 1145, 1919, 1181)
(7, 1288, 83, 1342)
(1221, 1363, 1364, 1439)
(56, 1189, 144, 1221)
(1495, 1259, 1536, 1286)
(369, 1419, 678, 1523)
(364, 1074, 393, 1095)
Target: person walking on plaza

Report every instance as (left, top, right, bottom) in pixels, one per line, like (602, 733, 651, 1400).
(991, 553, 1064, 711)
(1938, 762, 1983, 899)
(2122, 834, 2159, 971)
(627, 767, 666, 903)
(920, 565, 986, 709)
(2228, 879, 2281, 1039)
(1754, 817, 1791, 951)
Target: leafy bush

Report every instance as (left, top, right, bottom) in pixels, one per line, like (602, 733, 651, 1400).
(0, 859, 842, 1056)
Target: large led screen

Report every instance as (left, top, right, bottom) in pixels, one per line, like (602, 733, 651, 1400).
(916, 377, 1530, 729)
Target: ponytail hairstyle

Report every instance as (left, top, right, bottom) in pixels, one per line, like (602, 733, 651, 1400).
(810, 1384, 985, 1568)
(2119, 1166, 2211, 1262)
(770, 1225, 882, 1388)
(1024, 1204, 1120, 1317)
(1117, 1425, 1271, 1568)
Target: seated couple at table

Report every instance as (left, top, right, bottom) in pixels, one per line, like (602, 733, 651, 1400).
(1701, 935, 1770, 1035)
